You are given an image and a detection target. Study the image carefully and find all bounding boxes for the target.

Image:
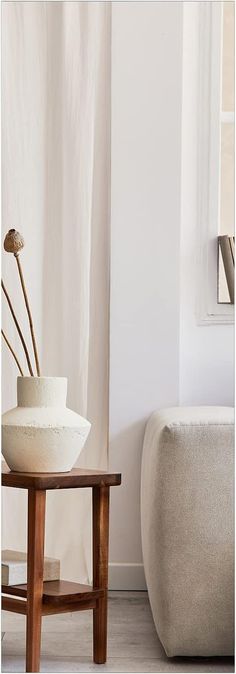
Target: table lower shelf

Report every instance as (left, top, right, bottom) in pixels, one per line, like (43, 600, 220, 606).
(2, 580, 105, 616)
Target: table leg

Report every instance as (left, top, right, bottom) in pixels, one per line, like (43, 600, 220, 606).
(26, 489, 46, 673)
(92, 485, 110, 664)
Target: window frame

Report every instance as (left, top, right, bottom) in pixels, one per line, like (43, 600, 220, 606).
(197, 1, 234, 325)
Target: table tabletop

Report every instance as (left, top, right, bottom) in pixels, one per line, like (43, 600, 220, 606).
(2, 462, 121, 490)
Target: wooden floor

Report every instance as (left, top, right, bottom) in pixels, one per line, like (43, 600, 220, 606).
(2, 592, 234, 673)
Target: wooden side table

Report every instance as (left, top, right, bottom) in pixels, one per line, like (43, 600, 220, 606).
(2, 463, 121, 672)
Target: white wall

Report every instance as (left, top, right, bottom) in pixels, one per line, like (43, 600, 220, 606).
(109, 2, 183, 589)
(109, 1, 234, 589)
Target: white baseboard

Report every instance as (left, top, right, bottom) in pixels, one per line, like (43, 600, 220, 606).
(108, 563, 147, 591)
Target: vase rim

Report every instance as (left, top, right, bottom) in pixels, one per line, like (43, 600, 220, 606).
(17, 376, 68, 407)
(17, 376, 67, 381)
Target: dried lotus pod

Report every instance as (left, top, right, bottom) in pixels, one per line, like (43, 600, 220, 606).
(2, 228, 41, 376)
(4, 229, 24, 256)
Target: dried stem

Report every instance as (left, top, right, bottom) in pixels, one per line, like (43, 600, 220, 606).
(15, 255, 41, 376)
(1, 329, 24, 376)
(1, 279, 34, 376)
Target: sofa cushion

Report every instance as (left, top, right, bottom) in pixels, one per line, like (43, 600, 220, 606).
(141, 407, 234, 656)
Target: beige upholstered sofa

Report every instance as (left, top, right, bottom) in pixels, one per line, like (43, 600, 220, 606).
(141, 407, 234, 657)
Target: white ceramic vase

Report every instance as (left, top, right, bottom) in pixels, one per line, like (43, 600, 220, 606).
(2, 377, 91, 473)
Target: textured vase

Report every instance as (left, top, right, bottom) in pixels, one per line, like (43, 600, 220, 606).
(2, 377, 91, 473)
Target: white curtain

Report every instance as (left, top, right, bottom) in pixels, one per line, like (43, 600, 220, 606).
(2, 1, 110, 583)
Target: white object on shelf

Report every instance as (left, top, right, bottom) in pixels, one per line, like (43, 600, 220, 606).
(1, 377, 91, 473)
(2, 549, 60, 585)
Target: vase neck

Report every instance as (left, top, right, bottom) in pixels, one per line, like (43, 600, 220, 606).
(17, 377, 67, 407)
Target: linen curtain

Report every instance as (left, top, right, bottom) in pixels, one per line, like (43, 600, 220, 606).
(2, 1, 111, 583)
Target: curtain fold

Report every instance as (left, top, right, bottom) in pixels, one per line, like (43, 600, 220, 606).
(2, 1, 110, 583)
